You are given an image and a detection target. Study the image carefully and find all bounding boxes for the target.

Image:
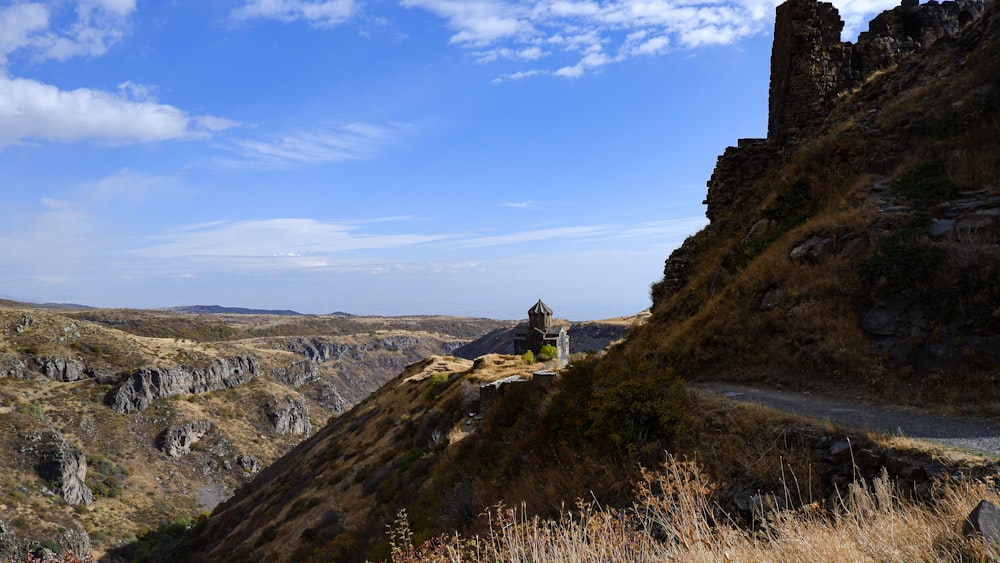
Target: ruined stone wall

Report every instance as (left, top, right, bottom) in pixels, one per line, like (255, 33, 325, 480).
(768, 0, 847, 141)
(703, 138, 777, 224)
(768, 0, 986, 141)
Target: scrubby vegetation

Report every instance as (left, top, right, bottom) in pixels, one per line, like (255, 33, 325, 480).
(387, 456, 1000, 562)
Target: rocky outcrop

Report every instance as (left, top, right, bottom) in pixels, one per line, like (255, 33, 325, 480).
(267, 397, 311, 436)
(158, 420, 213, 457)
(285, 336, 421, 362)
(33, 356, 87, 382)
(108, 356, 260, 413)
(269, 360, 318, 387)
(23, 429, 94, 505)
(0, 353, 28, 378)
(236, 454, 261, 474)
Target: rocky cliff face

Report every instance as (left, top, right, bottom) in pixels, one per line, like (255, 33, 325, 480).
(23, 428, 94, 506)
(108, 356, 261, 413)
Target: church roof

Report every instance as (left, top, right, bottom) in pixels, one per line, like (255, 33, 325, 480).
(528, 299, 553, 315)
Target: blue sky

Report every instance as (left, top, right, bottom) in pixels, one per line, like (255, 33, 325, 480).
(0, 0, 896, 320)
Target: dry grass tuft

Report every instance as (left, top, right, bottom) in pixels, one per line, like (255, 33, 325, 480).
(389, 455, 1000, 563)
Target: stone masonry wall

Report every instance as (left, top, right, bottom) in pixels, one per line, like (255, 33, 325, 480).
(768, 0, 986, 141)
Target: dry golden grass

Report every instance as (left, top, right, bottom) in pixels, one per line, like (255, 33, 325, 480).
(389, 455, 1000, 563)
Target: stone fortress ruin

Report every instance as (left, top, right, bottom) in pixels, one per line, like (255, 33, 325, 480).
(701, 0, 986, 226)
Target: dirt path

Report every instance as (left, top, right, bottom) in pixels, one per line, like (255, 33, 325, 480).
(694, 382, 1000, 458)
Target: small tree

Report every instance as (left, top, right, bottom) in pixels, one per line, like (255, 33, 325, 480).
(537, 344, 558, 362)
(521, 350, 535, 364)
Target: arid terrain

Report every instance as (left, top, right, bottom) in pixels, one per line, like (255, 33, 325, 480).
(3, 0, 1000, 561)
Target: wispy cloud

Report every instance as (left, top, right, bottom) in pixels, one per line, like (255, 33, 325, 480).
(135, 218, 446, 258)
(219, 121, 410, 168)
(230, 0, 358, 27)
(83, 168, 177, 203)
(401, 0, 901, 78)
(454, 225, 613, 248)
(501, 200, 538, 209)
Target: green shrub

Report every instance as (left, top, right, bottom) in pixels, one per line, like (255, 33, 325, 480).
(423, 372, 451, 400)
(521, 350, 535, 364)
(537, 345, 558, 362)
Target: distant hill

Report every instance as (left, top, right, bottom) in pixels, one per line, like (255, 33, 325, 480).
(168, 305, 304, 316)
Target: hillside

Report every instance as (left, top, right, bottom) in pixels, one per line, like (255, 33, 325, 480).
(153, 1, 999, 562)
(630, 0, 1000, 409)
(0, 303, 506, 560)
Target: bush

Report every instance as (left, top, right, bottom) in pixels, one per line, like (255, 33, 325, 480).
(537, 345, 558, 362)
(521, 350, 535, 364)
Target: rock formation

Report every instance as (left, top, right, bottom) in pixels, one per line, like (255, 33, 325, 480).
(108, 356, 260, 413)
(33, 357, 87, 382)
(158, 420, 213, 457)
(267, 397, 311, 436)
(285, 335, 421, 362)
(269, 359, 318, 387)
(25, 429, 94, 505)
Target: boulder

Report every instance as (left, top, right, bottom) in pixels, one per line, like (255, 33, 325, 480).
(158, 420, 213, 457)
(963, 500, 1000, 545)
(789, 237, 835, 262)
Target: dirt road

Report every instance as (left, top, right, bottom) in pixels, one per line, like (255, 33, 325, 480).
(694, 382, 1000, 458)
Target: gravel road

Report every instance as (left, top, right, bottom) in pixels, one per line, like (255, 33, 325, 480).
(694, 382, 1000, 458)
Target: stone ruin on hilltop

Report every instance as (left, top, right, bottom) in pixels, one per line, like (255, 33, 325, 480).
(701, 0, 986, 225)
(769, 0, 986, 141)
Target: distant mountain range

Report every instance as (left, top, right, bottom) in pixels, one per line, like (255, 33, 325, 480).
(167, 305, 305, 316)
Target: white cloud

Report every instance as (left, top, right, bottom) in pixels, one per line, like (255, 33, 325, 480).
(0, 4, 50, 64)
(195, 115, 243, 132)
(27, 0, 136, 62)
(231, 0, 358, 27)
(220, 121, 409, 168)
(400, 0, 535, 46)
(0, 2, 236, 150)
(402, 0, 905, 78)
(0, 74, 207, 148)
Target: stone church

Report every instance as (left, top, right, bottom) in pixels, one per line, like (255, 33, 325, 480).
(513, 300, 569, 366)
